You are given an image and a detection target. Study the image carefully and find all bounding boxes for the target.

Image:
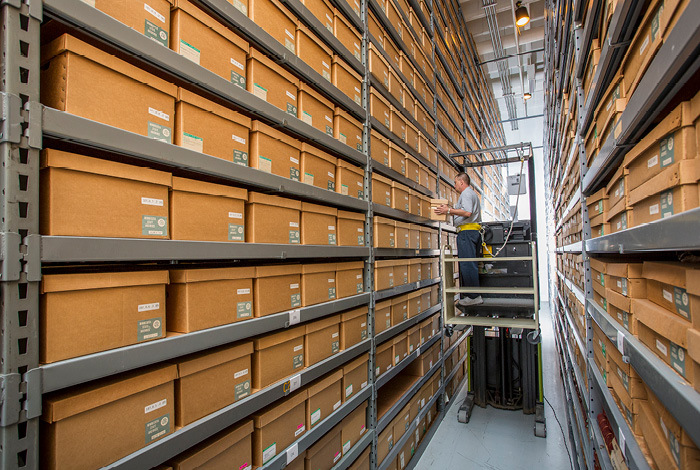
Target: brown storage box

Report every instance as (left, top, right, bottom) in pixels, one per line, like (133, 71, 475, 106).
(335, 108, 364, 152)
(384, 36, 400, 69)
(631, 177, 699, 226)
(299, 83, 335, 136)
(391, 108, 407, 142)
(41, 34, 177, 142)
(393, 221, 408, 249)
(253, 326, 305, 389)
(168, 266, 255, 332)
(307, 370, 343, 429)
(337, 160, 365, 199)
(255, 264, 302, 316)
(408, 225, 420, 249)
(373, 172, 393, 207)
(342, 353, 369, 401)
(334, 13, 362, 62)
(301, 143, 337, 191)
(302, 0, 335, 33)
(376, 340, 394, 376)
(408, 258, 422, 283)
(341, 306, 369, 349)
(372, 130, 391, 166)
(405, 156, 419, 184)
(389, 142, 407, 175)
(252, 390, 307, 466)
(397, 434, 415, 469)
(341, 401, 368, 455)
(643, 262, 700, 326)
(338, 210, 366, 246)
(41, 364, 177, 470)
(170, 177, 248, 242)
(392, 181, 411, 213)
(369, 44, 390, 90)
(394, 259, 409, 285)
(250, 120, 302, 180)
(175, 88, 250, 163)
(90, 0, 172, 46)
(393, 404, 411, 442)
(407, 289, 422, 317)
(688, 328, 700, 393)
(40, 150, 171, 238)
(247, 48, 299, 116)
(301, 262, 337, 306)
(246, 192, 302, 244)
(305, 314, 341, 366)
(388, 68, 403, 104)
(306, 425, 342, 469)
(337, 261, 365, 298)
(371, 87, 392, 128)
(169, 420, 253, 470)
(375, 299, 393, 333)
(375, 259, 397, 290)
(296, 24, 333, 82)
(391, 294, 409, 325)
(41, 271, 168, 363)
(301, 202, 338, 245)
(249, 0, 298, 54)
(393, 331, 409, 366)
(621, 0, 664, 97)
(173, 342, 253, 426)
(333, 57, 363, 106)
(406, 122, 419, 153)
(377, 425, 394, 465)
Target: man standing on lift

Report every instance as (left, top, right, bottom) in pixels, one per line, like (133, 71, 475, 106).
(434, 172, 483, 306)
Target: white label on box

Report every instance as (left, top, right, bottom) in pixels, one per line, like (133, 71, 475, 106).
(262, 443, 277, 464)
(294, 424, 305, 437)
(230, 57, 244, 70)
(232, 134, 246, 145)
(648, 154, 659, 167)
(285, 29, 294, 39)
(229, 212, 243, 219)
(234, 368, 249, 379)
(142, 197, 163, 206)
(327, 171, 335, 179)
(287, 443, 299, 464)
(656, 339, 668, 356)
(345, 384, 353, 397)
(649, 204, 660, 215)
(290, 283, 299, 289)
(356, 274, 362, 279)
(290, 157, 299, 164)
(333, 451, 342, 463)
(293, 344, 303, 352)
(333, 400, 342, 411)
(138, 302, 160, 312)
(617, 279, 622, 288)
(376, 366, 380, 375)
(361, 322, 366, 328)
(617, 331, 624, 353)
(253, 83, 268, 101)
(361, 380, 367, 388)
(322, 60, 330, 70)
(640, 34, 650, 55)
(663, 289, 674, 302)
(289, 309, 301, 325)
(144, 3, 165, 22)
(332, 332, 339, 338)
(286, 90, 296, 101)
(179, 39, 202, 64)
(311, 408, 321, 425)
(259, 156, 272, 173)
(325, 115, 333, 123)
(328, 279, 334, 283)
(619, 429, 626, 458)
(343, 440, 352, 454)
(290, 222, 299, 228)
(145, 399, 167, 414)
(237, 288, 250, 295)
(148, 107, 170, 122)
(357, 228, 363, 232)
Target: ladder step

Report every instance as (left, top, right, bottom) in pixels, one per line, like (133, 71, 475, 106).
(445, 287, 535, 294)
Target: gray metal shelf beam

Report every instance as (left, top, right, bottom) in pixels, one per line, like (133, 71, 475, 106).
(407, 0, 432, 35)
(376, 304, 442, 345)
(376, 333, 442, 389)
(373, 248, 440, 257)
(555, 241, 583, 253)
(328, 0, 363, 31)
(374, 277, 441, 301)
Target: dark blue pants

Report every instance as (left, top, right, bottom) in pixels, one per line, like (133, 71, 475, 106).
(457, 230, 480, 299)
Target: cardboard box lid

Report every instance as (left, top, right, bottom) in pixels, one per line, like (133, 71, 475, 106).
(171, 420, 253, 469)
(408, 325, 420, 335)
(172, 0, 249, 51)
(341, 306, 368, 322)
(686, 267, 700, 297)
(170, 266, 255, 284)
(337, 261, 364, 271)
(375, 259, 398, 268)
(587, 187, 608, 205)
(342, 353, 368, 374)
(407, 290, 421, 299)
(370, 87, 391, 107)
(337, 160, 364, 175)
(174, 341, 253, 378)
(391, 294, 408, 305)
(642, 261, 689, 288)
(172, 176, 248, 200)
(430, 198, 447, 205)
(374, 216, 396, 226)
(302, 262, 337, 274)
(633, 298, 688, 346)
(588, 258, 608, 273)
(307, 369, 343, 398)
(253, 325, 304, 350)
(41, 149, 172, 187)
(391, 181, 410, 191)
(332, 56, 362, 82)
(687, 327, 700, 363)
(338, 210, 365, 221)
(248, 192, 302, 210)
(255, 264, 302, 278)
(606, 262, 643, 279)
(43, 364, 177, 423)
(373, 173, 393, 185)
(41, 270, 169, 294)
(372, 129, 389, 142)
(298, 82, 334, 109)
(253, 388, 307, 428)
(394, 221, 410, 229)
(41, 34, 177, 97)
(304, 314, 340, 334)
(300, 143, 337, 165)
(177, 88, 251, 128)
(418, 225, 432, 233)
(297, 23, 333, 55)
(408, 259, 421, 265)
(377, 340, 393, 353)
(334, 107, 361, 125)
(301, 201, 338, 216)
(629, 159, 700, 205)
(375, 299, 392, 310)
(248, 48, 299, 85)
(604, 164, 627, 194)
(392, 332, 408, 344)
(251, 120, 302, 149)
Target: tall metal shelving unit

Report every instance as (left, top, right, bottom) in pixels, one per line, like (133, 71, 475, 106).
(545, 1, 700, 469)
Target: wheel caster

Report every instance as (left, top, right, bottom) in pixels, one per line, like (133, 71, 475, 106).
(445, 325, 454, 337)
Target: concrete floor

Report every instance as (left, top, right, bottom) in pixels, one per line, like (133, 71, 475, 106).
(415, 302, 574, 470)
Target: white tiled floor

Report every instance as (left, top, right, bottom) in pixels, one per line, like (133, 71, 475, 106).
(415, 302, 574, 470)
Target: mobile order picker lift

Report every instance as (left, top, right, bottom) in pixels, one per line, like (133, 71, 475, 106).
(441, 143, 546, 438)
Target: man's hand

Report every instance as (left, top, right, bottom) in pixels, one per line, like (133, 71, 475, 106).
(434, 204, 449, 215)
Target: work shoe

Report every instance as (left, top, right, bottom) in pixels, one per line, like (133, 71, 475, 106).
(458, 296, 484, 307)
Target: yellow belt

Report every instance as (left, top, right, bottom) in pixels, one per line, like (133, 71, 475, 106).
(458, 223, 481, 232)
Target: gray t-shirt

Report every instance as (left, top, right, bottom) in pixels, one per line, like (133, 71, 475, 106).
(453, 186, 481, 226)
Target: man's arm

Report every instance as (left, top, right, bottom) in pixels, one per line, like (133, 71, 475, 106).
(433, 204, 472, 217)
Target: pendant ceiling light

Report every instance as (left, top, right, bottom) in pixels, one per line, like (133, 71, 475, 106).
(515, 1, 530, 27)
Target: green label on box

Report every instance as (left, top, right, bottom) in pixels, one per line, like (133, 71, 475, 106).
(233, 150, 248, 166)
(289, 230, 300, 244)
(660, 133, 675, 168)
(332, 340, 339, 353)
(287, 103, 297, 116)
(384, 118, 390, 128)
(660, 189, 674, 218)
(403, 275, 408, 283)
(357, 283, 363, 293)
(291, 293, 301, 307)
(358, 190, 364, 199)
(621, 370, 630, 392)
(137, 317, 162, 341)
(328, 181, 335, 191)
(651, 5, 661, 41)
(142, 215, 168, 236)
(229, 224, 244, 241)
(328, 234, 337, 245)
(386, 319, 391, 328)
(293, 353, 303, 369)
(290, 167, 300, 181)
(602, 298, 607, 311)
(235, 380, 250, 400)
(237, 301, 252, 319)
(389, 239, 395, 248)
(669, 431, 681, 467)
(326, 125, 333, 136)
(384, 157, 389, 166)
(231, 71, 246, 88)
(599, 273, 605, 286)
(357, 143, 363, 152)
(622, 311, 630, 331)
(148, 121, 172, 143)
(361, 329, 367, 340)
(670, 342, 687, 378)
(144, 19, 168, 46)
(145, 414, 170, 444)
(329, 287, 336, 299)
(620, 213, 627, 231)
(404, 239, 409, 248)
(596, 200, 603, 214)
(358, 235, 365, 245)
(621, 278, 628, 296)
(674, 286, 690, 320)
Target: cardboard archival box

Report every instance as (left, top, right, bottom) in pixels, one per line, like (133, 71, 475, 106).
(333, 57, 363, 106)
(377, 425, 395, 464)
(41, 34, 177, 142)
(373, 172, 393, 206)
(420, 166, 430, 190)
(408, 289, 422, 317)
(372, 130, 391, 166)
(335, 108, 364, 151)
(301, 0, 334, 33)
(605, 165, 628, 218)
(252, 325, 305, 389)
(252, 389, 307, 466)
(301, 202, 338, 245)
(246, 192, 301, 244)
(374, 216, 396, 248)
(40, 149, 171, 238)
(420, 288, 431, 311)
(389, 142, 407, 175)
(340, 306, 369, 349)
(249, 0, 297, 54)
(393, 331, 409, 366)
(397, 433, 415, 469)
(638, 400, 682, 470)
(384, 35, 400, 69)
(621, 0, 664, 97)
(171, 0, 249, 88)
(642, 261, 700, 326)
(609, 386, 642, 436)
(306, 424, 342, 469)
(175, 88, 251, 164)
(296, 23, 333, 82)
(409, 190, 420, 216)
(430, 198, 448, 221)
(337, 261, 365, 298)
(172, 342, 253, 426)
(392, 181, 411, 213)
(376, 340, 394, 376)
(608, 209, 633, 234)
(304, 314, 341, 366)
(388, 68, 403, 104)
(254, 264, 302, 316)
(409, 225, 420, 249)
(170, 177, 248, 242)
(89, 0, 172, 46)
(334, 13, 362, 63)
(688, 328, 700, 393)
(395, 220, 410, 249)
(371, 87, 392, 128)
(169, 419, 253, 470)
(337, 210, 365, 246)
(250, 120, 302, 180)
(375, 259, 396, 291)
(406, 122, 420, 152)
(301, 262, 337, 306)
(391, 294, 409, 325)
(306, 369, 343, 429)
(375, 299, 393, 334)
(41, 364, 177, 470)
(430, 285, 439, 306)
(300, 142, 337, 190)
(342, 353, 369, 401)
(391, 107, 407, 142)
(298, 83, 335, 136)
(337, 160, 365, 199)
(247, 48, 299, 116)
(41, 271, 168, 363)
(341, 401, 368, 455)
(394, 258, 409, 285)
(368, 44, 390, 90)
(167, 266, 254, 332)
(408, 258, 421, 283)
(287, 451, 306, 470)
(605, 262, 645, 298)
(587, 187, 608, 223)
(403, 84, 416, 118)
(400, 53, 415, 88)
(393, 404, 411, 442)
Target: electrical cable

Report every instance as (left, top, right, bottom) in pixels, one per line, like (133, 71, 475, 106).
(490, 153, 526, 258)
(544, 394, 574, 470)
